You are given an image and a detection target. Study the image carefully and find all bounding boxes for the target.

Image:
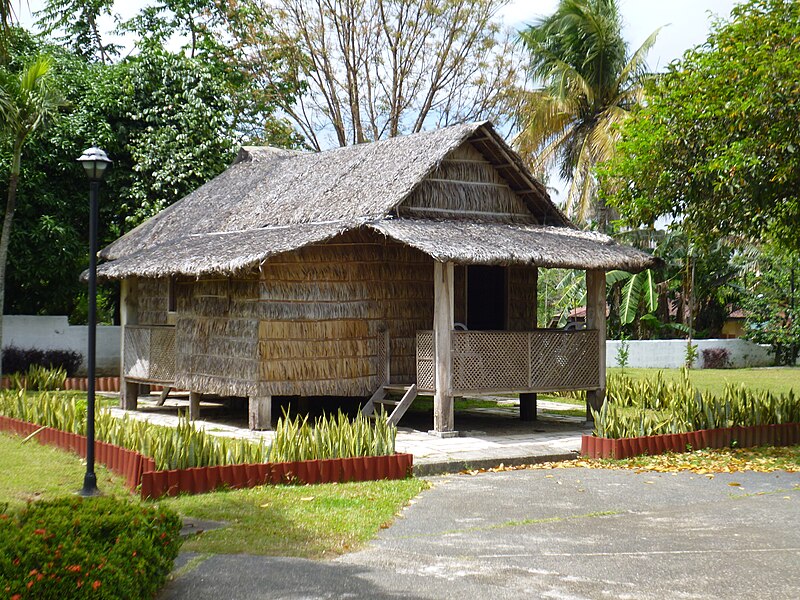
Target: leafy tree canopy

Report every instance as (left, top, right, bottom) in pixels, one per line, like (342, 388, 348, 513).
(0, 6, 302, 320)
(600, 0, 800, 252)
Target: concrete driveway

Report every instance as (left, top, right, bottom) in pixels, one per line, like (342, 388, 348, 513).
(160, 468, 800, 600)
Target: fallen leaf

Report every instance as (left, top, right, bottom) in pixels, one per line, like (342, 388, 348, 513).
(728, 482, 741, 487)
(301, 496, 315, 501)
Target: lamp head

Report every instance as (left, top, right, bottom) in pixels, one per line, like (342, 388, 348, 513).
(77, 147, 112, 181)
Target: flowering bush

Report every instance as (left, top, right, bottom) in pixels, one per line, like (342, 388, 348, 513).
(0, 497, 181, 599)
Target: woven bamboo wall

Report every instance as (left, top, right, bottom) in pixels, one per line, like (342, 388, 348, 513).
(257, 229, 433, 396)
(399, 143, 535, 222)
(136, 278, 169, 325)
(173, 275, 261, 397)
(508, 267, 538, 331)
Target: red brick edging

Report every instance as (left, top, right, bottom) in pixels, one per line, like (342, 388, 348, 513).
(581, 422, 800, 459)
(0, 377, 121, 392)
(0, 415, 413, 499)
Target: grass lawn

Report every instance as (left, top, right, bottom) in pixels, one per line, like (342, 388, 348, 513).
(0, 431, 132, 509)
(167, 479, 427, 558)
(610, 367, 800, 396)
(0, 431, 427, 558)
(405, 395, 501, 413)
(537, 367, 800, 408)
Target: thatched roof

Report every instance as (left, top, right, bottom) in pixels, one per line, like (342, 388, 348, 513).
(102, 121, 565, 261)
(97, 121, 656, 278)
(369, 219, 654, 272)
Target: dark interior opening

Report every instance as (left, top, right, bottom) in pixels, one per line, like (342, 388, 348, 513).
(466, 265, 507, 330)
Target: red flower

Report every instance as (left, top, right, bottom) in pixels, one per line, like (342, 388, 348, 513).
(11, 594, 21, 600)
(33, 529, 46, 535)
(66, 565, 82, 573)
(92, 580, 102, 590)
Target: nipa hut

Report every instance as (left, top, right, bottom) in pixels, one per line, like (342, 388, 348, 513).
(98, 121, 655, 435)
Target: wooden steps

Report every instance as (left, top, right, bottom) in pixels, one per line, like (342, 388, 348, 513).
(361, 384, 418, 426)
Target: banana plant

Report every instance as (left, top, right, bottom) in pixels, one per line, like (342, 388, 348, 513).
(606, 269, 658, 325)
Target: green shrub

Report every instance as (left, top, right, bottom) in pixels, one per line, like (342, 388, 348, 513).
(0, 496, 181, 599)
(0, 391, 398, 469)
(9, 366, 67, 392)
(3, 346, 82, 377)
(593, 369, 800, 438)
(268, 408, 396, 462)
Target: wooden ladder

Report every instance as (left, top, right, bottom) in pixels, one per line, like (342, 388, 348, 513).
(362, 384, 418, 426)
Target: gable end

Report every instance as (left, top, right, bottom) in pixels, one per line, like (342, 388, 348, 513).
(398, 142, 538, 223)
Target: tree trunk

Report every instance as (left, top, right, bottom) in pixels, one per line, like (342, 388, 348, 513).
(0, 146, 21, 376)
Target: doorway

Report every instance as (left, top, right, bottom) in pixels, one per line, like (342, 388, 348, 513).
(466, 265, 507, 330)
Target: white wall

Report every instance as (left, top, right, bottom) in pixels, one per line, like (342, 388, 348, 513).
(0, 316, 777, 376)
(2, 315, 120, 376)
(606, 338, 774, 369)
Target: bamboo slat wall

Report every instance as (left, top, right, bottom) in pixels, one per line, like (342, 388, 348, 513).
(173, 275, 260, 397)
(399, 143, 536, 223)
(508, 267, 538, 331)
(137, 278, 169, 325)
(257, 230, 433, 396)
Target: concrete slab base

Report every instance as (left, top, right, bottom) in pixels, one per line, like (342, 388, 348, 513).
(427, 430, 460, 439)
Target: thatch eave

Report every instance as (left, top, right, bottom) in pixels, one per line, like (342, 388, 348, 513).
(94, 221, 357, 280)
(95, 217, 656, 281)
(368, 218, 657, 273)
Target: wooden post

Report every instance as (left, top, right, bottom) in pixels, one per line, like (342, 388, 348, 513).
(189, 392, 201, 421)
(520, 392, 537, 421)
(431, 261, 456, 436)
(585, 269, 607, 420)
(120, 277, 139, 411)
(249, 396, 272, 430)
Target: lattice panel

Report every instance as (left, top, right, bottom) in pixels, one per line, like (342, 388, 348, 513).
(416, 331, 434, 391)
(529, 330, 600, 391)
(124, 327, 150, 380)
(123, 325, 176, 383)
(452, 331, 528, 392)
(376, 329, 389, 385)
(415, 329, 600, 393)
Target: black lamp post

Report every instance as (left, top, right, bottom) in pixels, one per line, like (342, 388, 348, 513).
(77, 147, 111, 497)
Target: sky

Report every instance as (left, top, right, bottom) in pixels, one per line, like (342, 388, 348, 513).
(500, 0, 739, 71)
(18, 0, 740, 70)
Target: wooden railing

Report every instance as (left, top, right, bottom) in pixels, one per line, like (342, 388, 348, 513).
(416, 329, 600, 394)
(123, 325, 176, 383)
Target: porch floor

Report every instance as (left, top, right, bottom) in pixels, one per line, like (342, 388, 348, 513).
(106, 393, 588, 475)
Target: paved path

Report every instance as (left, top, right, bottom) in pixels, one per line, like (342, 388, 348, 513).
(159, 468, 800, 600)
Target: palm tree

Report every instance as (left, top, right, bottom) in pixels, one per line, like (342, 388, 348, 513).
(0, 55, 62, 372)
(515, 0, 659, 228)
(0, 0, 19, 62)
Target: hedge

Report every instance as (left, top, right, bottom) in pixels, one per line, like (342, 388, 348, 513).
(0, 497, 181, 599)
